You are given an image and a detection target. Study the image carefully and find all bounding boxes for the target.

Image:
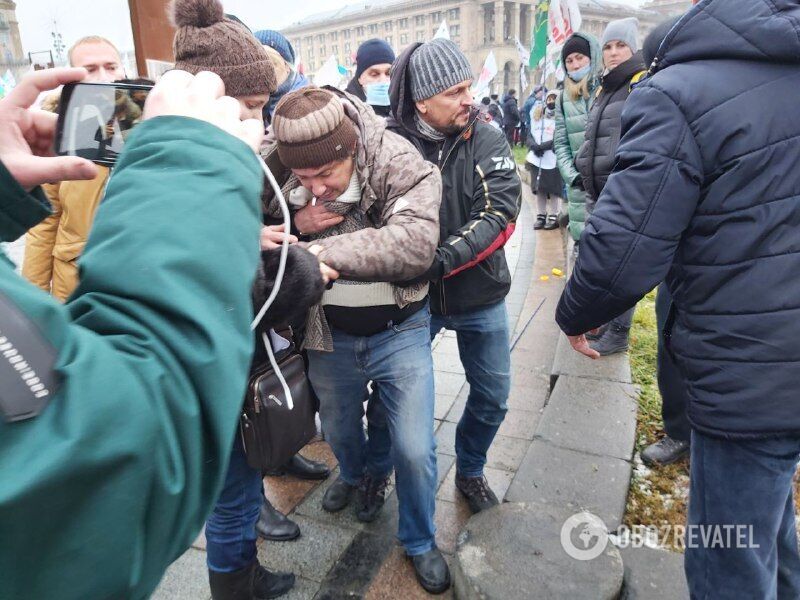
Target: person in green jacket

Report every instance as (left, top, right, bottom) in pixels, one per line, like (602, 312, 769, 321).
(553, 32, 602, 249)
(0, 66, 267, 599)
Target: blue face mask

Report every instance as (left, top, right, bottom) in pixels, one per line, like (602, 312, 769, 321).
(365, 82, 391, 107)
(567, 64, 591, 82)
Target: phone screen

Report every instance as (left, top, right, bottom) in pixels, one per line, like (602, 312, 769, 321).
(55, 82, 152, 166)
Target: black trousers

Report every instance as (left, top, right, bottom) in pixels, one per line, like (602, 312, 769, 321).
(655, 283, 691, 441)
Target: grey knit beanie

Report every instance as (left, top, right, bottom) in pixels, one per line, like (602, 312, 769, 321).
(601, 18, 640, 53)
(409, 38, 473, 102)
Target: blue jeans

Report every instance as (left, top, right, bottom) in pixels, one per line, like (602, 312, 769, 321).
(205, 434, 263, 572)
(685, 431, 800, 599)
(307, 305, 437, 556)
(433, 300, 511, 477)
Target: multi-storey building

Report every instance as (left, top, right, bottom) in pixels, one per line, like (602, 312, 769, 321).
(282, 0, 663, 94)
(0, 0, 28, 79)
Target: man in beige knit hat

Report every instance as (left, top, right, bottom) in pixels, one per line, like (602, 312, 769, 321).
(264, 86, 450, 593)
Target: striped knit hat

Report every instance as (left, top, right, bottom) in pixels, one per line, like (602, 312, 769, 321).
(409, 38, 473, 102)
(272, 88, 358, 169)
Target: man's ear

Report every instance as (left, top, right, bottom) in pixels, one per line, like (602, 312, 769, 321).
(415, 99, 428, 115)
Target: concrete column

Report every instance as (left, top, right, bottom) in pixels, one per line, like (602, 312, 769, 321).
(476, 3, 485, 46)
(494, 0, 504, 44)
(511, 2, 521, 42)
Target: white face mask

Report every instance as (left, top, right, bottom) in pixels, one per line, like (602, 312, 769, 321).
(568, 64, 592, 82)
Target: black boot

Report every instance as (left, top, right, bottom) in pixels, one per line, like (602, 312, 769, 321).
(322, 475, 356, 512)
(585, 324, 607, 342)
(533, 213, 546, 230)
(590, 325, 630, 356)
(356, 473, 390, 523)
(455, 473, 499, 514)
(544, 214, 559, 230)
(255, 499, 300, 542)
(209, 560, 295, 600)
(264, 453, 330, 480)
(410, 548, 451, 594)
(641, 436, 690, 466)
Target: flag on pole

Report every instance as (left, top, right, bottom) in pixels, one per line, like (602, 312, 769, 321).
(434, 20, 450, 40)
(529, 1, 549, 68)
(514, 37, 529, 64)
(314, 55, 343, 88)
(472, 50, 498, 98)
(549, 0, 582, 46)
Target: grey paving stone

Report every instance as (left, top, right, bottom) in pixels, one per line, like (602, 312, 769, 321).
(484, 434, 530, 473)
(551, 333, 632, 389)
(435, 421, 457, 456)
(620, 546, 689, 599)
(316, 531, 397, 597)
(505, 439, 632, 530)
(453, 502, 624, 600)
(443, 394, 466, 424)
(278, 576, 320, 600)
(151, 548, 210, 600)
(437, 452, 456, 488)
(433, 351, 466, 375)
(435, 393, 457, 420)
(538, 375, 637, 461)
(257, 515, 358, 583)
(435, 371, 468, 397)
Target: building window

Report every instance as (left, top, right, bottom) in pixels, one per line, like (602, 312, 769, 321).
(320, 45, 326, 57)
(345, 56, 352, 67)
(416, 30, 425, 42)
(415, 15, 426, 27)
(385, 36, 393, 47)
(450, 25, 460, 37)
(384, 20, 392, 31)
(356, 26, 365, 36)
(431, 11, 442, 23)
(332, 44, 338, 55)
(344, 42, 351, 53)
(331, 31, 338, 41)
(448, 8, 460, 21)
(344, 29, 351, 39)
(400, 33, 409, 45)
(317, 34, 325, 43)
(368, 23, 378, 34)
(399, 18, 408, 28)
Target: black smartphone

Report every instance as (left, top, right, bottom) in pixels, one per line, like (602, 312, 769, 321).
(54, 82, 153, 167)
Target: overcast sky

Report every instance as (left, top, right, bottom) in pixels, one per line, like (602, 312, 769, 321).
(17, 0, 645, 56)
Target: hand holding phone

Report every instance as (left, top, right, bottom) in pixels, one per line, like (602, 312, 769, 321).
(0, 67, 97, 190)
(55, 70, 264, 167)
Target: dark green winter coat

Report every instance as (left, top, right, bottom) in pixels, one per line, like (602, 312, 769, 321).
(0, 116, 263, 599)
(553, 32, 602, 241)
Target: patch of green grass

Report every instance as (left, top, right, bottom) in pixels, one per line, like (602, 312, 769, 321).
(512, 145, 527, 165)
(624, 290, 690, 551)
(625, 291, 800, 549)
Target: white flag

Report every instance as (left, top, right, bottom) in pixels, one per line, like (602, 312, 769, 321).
(514, 37, 529, 64)
(549, 0, 583, 46)
(472, 51, 498, 98)
(520, 64, 528, 93)
(434, 20, 450, 40)
(314, 55, 342, 88)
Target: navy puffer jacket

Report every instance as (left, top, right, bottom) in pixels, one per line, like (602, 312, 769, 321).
(556, 0, 800, 439)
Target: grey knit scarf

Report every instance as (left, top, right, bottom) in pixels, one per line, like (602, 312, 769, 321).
(414, 112, 447, 142)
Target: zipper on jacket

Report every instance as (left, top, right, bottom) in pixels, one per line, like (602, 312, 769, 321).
(252, 380, 262, 414)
